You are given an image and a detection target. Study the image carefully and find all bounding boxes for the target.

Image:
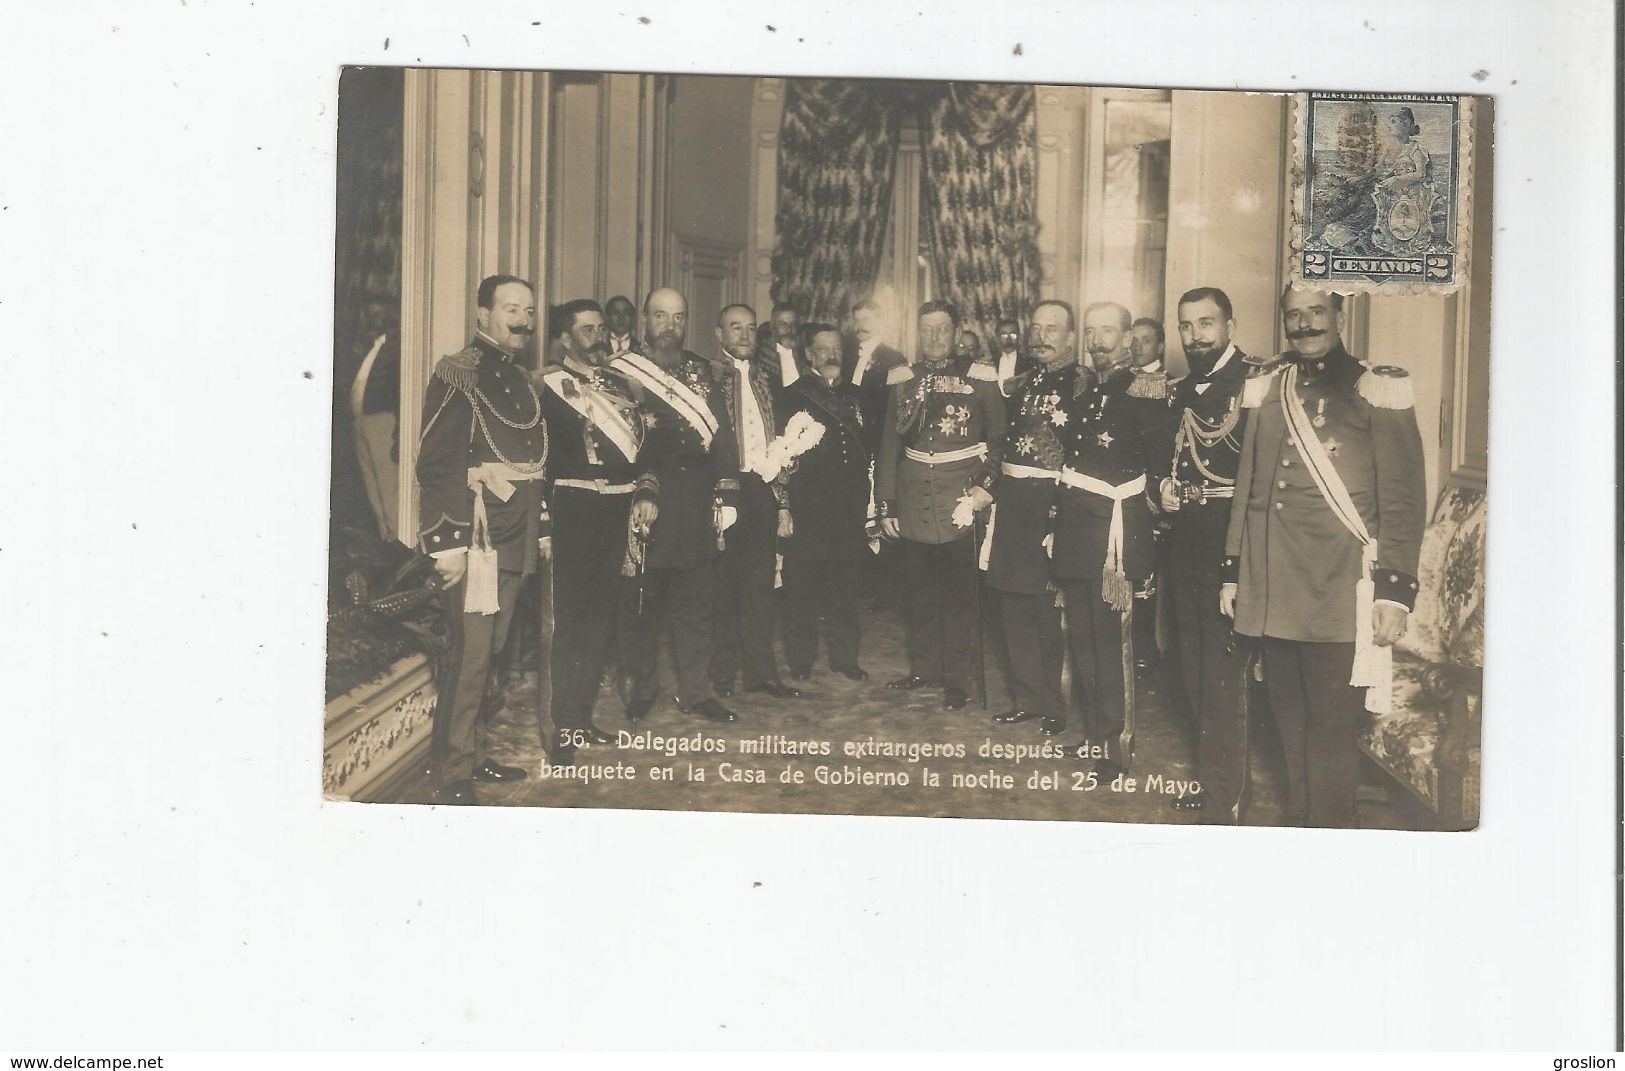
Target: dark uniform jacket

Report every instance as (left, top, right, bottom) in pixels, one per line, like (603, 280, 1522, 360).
(844, 339, 908, 457)
(1157, 344, 1253, 507)
(1051, 362, 1166, 582)
(1223, 344, 1426, 643)
(416, 333, 549, 575)
(782, 374, 872, 562)
(984, 358, 1082, 594)
(875, 355, 1007, 545)
(608, 349, 740, 571)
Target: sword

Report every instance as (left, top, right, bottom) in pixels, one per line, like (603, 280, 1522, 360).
(1118, 598, 1136, 770)
(971, 512, 988, 711)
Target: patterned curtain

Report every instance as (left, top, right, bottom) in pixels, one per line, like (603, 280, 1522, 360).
(919, 83, 1042, 344)
(771, 80, 901, 326)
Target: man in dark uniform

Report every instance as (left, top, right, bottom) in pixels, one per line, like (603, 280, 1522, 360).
(611, 287, 741, 724)
(983, 300, 1081, 734)
(781, 324, 873, 681)
(1154, 287, 1256, 823)
(540, 298, 660, 764)
(876, 300, 1008, 711)
(1051, 301, 1167, 779)
(604, 294, 641, 358)
(711, 303, 800, 700)
(415, 274, 547, 805)
(1221, 284, 1426, 828)
(845, 299, 908, 613)
(989, 316, 1035, 417)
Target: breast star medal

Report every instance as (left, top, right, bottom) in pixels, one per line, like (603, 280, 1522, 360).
(1097, 430, 1114, 448)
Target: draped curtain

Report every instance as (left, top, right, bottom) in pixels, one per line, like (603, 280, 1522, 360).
(771, 80, 901, 327)
(772, 80, 1041, 344)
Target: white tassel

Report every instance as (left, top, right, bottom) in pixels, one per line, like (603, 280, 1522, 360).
(1349, 544, 1393, 714)
(1356, 367, 1415, 410)
(463, 494, 501, 616)
(978, 503, 997, 570)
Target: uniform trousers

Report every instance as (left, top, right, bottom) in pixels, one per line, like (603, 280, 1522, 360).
(1058, 578, 1132, 759)
(1165, 508, 1250, 822)
(619, 562, 717, 711)
(902, 536, 978, 692)
(1261, 638, 1363, 828)
(782, 555, 861, 673)
(998, 590, 1065, 716)
(547, 487, 631, 743)
(433, 568, 523, 786)
(711, 478, 784, 689)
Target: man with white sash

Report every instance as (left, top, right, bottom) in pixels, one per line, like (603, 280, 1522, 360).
(1220, 284, 1426, 828)
(540, 298, 660, 764)
(1051, 301, 1169, 780)
(982, 300, 1080, 735)
(416, 274, 549, 805)
(610, 287, 742, 725)
(875, 300, 1008, 711)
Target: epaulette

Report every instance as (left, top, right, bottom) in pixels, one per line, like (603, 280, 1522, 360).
(1356, 364, 1415, 410)
(886, 364, 914, 386)
(433, 345, 481, 391)
(1126, 367, 1168, 400)
(965, 361, 999, 383)
(1241, 362, 1283, 409)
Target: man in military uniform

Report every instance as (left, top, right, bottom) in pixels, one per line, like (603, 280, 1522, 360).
(1130, 316, 1168, 373)
(540, 298, 660, 764)
(983, 300, 1081, 734)
(611, 287, 741, 724)
(876, 300, 1008, 711)
(416, 274, 547, 805)
(845, 299, 908, 614)
(781, 325, 873, 681)
(711, 303, 800, 700)
(1155, 287, 1256, 823)
(1051, 301, 1167, 778)
(1221, 284, 1426, 828)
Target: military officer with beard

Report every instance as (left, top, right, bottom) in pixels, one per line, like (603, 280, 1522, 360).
(984, 300, 1081, 734)
(611, 287, 741, 724)
(1155, 287, 1257, 822)
(540, 298, 660, 764)
(1051, 301, 1167, 779)
(711, 303, 800, 701)
(876, 300, 1008, 711)
(1221, 284, 1426, 828)
(781, 325, 874, 681)
(416, 274, 547, 805)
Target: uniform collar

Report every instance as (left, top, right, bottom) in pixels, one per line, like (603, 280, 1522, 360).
(474, 330, 518, 362)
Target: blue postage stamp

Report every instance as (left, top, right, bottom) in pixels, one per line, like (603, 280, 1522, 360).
(1290, 92, 1477, 293)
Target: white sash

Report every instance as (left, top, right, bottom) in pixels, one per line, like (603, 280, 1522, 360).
(611, 353, 718, 450)
(1279, 363, 1391, 714)
(1059, 469, 1146, 611)
(541, 369, 641, 464)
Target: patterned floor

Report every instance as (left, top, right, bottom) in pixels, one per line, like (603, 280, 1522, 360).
(368, 595, 1435, 830)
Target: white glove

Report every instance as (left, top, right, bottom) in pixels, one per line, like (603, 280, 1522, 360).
(717, 506, 738, 533)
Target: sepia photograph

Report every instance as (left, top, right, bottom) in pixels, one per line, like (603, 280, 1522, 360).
(326, 69, 1491, 831)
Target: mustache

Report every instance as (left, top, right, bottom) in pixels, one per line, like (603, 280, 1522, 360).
(1286, 327, 1326, 341)
(586, 340, 611, 355)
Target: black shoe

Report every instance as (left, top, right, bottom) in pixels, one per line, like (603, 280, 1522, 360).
(942, 687, 970, 710)
(471, 760, 528, 783)
(834, 665, 869, 681)
(789, 667, 812, 681)
(886, 674, 938, 690)
(548, 743, 577, 766)
(436, 779, 479, 805)
(625, 693, 655, 724)
(686, 698, 737, 723)
(1094, 758, 1124, 782)
(582, 725, 616, 745)
(1039, 717, 1066, 736)
(993, 709, 1040, 725)
(713, 683, 736, 698)
(747, 681, 801, 699)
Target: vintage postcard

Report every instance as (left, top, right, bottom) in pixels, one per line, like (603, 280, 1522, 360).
(326, 68, 1491, 832)
(1290, 91, 1478, 294)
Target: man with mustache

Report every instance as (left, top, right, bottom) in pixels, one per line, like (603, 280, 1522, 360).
(770, 300, 809, 393)
(845, 299, 908, 614)
(1050, 301, 1168, 780)
(781, 324, 874, 681)
(415, 274, 547, 804)
(604, 294, 641, 357)
(989, 316, 1034, 417)
(540, 298, 660, 765)
(876, 300, 1008, 711)
(1154, 287, 1258, 822)
(983, 300, 1082, 735)
(610, 287, 742, 725)
(1221, 284, 1426, 827)
(711, 303, 800, 700)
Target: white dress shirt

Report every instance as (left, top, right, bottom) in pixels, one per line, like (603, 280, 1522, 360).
(733, 359, 772, 474)
(850, 338, 879, 384)
(775, 343, 800, 388)
(1193, 343, 1236, 394)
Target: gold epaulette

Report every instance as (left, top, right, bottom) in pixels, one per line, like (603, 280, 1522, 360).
(1356, 364, 1415, 410)
(886, 364, 914, 386)
(965, 361, 999, 383)
(433, 345, 482, 391)
(1126, 368, 1168, 400)
(1241, 361, 1283, 409)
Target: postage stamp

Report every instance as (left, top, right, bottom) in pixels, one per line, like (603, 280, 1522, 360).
(1289, 91, 1477, 294)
